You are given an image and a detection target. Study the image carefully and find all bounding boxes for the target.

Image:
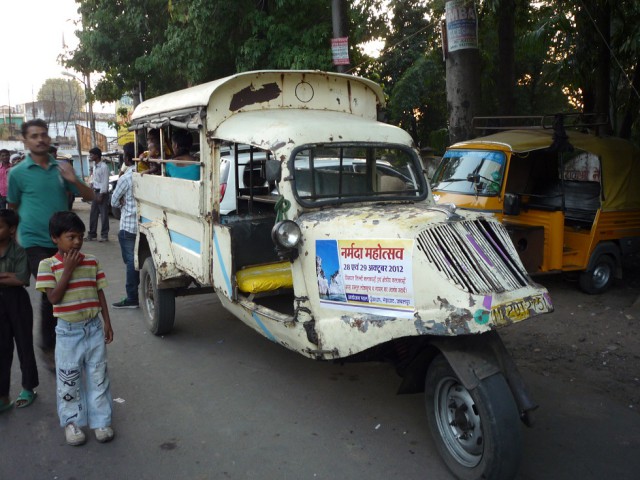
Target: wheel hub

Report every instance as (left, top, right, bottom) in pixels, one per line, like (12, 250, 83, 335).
(435, 378, 484, 466)
(592, 263, 611, 289)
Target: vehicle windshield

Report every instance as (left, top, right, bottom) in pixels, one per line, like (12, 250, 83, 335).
(431, 149, 506, 196)
(292, 144, 426, 206)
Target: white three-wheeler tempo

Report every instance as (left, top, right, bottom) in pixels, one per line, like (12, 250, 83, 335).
(130, 70, 553, 480)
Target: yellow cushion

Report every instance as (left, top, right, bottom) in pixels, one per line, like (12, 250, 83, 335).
(236, 261, 293, 293)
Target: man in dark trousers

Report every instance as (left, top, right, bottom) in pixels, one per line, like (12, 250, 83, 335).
(86, 147, 110, 242)
(7, 119, 94, 371)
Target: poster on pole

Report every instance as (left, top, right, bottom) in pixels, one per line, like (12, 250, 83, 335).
(445, 0, 478, 52)
(331, 37, 350, 65)
(316, 239, 415, 318)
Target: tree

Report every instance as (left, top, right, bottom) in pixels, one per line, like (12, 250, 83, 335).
(62, 0, 175, 103)
(236, 0, 334, 71)
(37, 78, 85, 124)
(376, 1, 447, 147)
(37, 78, 84, 112)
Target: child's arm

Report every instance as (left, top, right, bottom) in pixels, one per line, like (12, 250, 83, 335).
(97, 289, 114, 344)
(0, 244, 30, 287)
(45, 250, 83, 305)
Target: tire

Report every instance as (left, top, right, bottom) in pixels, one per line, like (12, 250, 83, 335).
(579, 254, 615, 294)
(140, 257, 176, 335)
(425, 354, 522, 480)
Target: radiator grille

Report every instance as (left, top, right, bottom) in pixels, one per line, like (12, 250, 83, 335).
(416, 219, 529, 294)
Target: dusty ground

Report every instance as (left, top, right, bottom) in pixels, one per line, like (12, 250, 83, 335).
(501, 253, 640, 412)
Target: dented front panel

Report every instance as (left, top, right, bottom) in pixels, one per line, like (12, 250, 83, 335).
(293, 204, 553, 357)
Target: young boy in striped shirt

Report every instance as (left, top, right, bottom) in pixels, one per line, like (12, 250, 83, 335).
(36, 211, 114, 446)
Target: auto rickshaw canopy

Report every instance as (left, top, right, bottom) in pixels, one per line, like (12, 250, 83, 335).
(451, 129, 640, 211)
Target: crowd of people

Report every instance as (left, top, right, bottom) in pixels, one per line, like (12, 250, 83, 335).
(0, 118, 201, 445)
(0, 118, 166, 446)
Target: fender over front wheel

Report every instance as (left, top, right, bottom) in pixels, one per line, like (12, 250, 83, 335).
(425, 354, 522, 480)
(140, 257, 176, 335)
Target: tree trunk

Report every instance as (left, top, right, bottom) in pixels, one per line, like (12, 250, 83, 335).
(496, 0, 515, 115)
(595, 1, 612, 135)
(445, 1, 481, 144)
(447, 48, 481, 143)
(619, 63, 640, 139)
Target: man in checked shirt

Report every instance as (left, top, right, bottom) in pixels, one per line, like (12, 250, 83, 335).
(110, 143, 139, 309)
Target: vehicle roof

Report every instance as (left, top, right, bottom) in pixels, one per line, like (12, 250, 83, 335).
(212, 109, 414, 154)
(450, 129, 640, 211)
(131, 70, 385, 132)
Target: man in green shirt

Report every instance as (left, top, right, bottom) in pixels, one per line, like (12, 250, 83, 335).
(7, 119, 94, 370)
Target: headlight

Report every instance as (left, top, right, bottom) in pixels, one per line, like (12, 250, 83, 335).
(271, 220, 301, 249)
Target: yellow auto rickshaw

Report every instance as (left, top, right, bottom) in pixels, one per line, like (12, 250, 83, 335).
(431, 116, 640, 293)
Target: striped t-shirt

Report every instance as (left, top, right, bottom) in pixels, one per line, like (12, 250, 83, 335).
(36, 252, 108, 323)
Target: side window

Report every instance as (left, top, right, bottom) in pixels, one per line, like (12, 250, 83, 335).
(219, 143, 275, 216)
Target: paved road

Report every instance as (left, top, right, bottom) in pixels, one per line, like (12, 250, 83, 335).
(1, 202, 638, 480)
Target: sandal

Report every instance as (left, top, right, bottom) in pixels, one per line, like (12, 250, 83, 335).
(15, 389, 37, 409)
(0, 399, 13, 414)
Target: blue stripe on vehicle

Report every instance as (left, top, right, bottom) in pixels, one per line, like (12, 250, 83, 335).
(169, 230, 201, 254)
(140, 216, 151, 224)
(252, 312, 276, 342)
(213, 232, 232, 293)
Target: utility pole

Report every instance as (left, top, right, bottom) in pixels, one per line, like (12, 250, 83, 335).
(331, 0, 349, 74)
(85, 72, 97, 147)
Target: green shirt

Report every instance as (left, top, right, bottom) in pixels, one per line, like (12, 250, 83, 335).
(0, 238, 30, 287)
(7, 154, 80, 249)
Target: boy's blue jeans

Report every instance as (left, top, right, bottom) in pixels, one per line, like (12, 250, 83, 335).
(55, 316, 112, 429)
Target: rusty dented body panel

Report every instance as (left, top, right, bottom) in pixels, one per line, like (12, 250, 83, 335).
(131, 70, 552, 362)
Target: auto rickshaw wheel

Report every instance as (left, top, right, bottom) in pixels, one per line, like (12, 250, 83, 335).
(425, 354, 522, 480)
(579, 254, 615, 294)
(140, 257, 176, 335)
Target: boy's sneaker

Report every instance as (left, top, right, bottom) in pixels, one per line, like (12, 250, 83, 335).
(65, 423, 86, 446)
(94, 426, 114, 443)
(112, 298, 139, 309)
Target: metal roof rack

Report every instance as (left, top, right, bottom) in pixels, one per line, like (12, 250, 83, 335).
(472, 113, 609, 132)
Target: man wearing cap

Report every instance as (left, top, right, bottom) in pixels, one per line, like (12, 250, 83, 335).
(86, 147, 110, 242)
(7, 119, 94, 371)
(0, 149, 10, 209)
(10, 153, 22, 165)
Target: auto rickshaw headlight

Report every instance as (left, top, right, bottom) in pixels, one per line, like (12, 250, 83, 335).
(272, 220, 301, 249)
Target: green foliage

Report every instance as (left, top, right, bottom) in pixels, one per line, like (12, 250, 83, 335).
(378, 1, 447, 147)
(37, 78, 85, 114)
(237, 0, 334, 71)
(63, 0, 640, 144)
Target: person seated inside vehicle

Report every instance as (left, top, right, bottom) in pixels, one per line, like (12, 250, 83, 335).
(165, 129, 200, 181)
(138, 128, 172, 175)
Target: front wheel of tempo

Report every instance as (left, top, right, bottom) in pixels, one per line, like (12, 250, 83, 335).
(140, 257, 176, 335)
(425, 355, 522, 480)
(579, 254, 615, 294)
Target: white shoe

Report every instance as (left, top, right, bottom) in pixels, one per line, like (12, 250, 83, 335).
(94, 426, 114, 443)
(65, 423, 86, 446)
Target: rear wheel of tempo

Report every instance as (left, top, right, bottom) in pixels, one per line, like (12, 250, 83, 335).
(425, 354, 522, 480)
(579, 254, 615, 294)
(140, 257, 176, 335)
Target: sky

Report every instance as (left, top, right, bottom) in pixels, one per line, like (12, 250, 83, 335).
(2, 0, 111, 112)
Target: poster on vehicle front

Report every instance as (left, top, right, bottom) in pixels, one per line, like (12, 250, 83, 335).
(316, 239, 415, 318)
